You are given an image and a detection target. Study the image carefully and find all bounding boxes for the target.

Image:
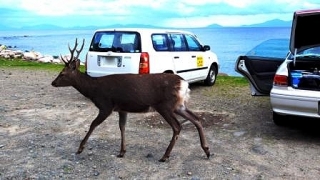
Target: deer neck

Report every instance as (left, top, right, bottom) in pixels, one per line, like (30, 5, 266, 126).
(72, 71, 97, 98)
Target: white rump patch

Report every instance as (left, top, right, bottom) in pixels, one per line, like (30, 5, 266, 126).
(178, 80, 190, 104)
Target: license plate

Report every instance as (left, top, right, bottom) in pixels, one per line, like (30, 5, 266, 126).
(197, 56, 203, 67)
(98, 56, 121, 67)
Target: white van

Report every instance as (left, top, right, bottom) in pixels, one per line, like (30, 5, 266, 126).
(85, 28, 219, 86)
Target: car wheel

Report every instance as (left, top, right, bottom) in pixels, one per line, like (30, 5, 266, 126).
(273, 111, 287, 126)
(204, 65, 217, 86)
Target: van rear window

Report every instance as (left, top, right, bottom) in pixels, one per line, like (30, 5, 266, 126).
(89, 31, 141, 53)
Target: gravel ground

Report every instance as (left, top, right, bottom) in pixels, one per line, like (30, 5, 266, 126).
(1, 68, 320, 179)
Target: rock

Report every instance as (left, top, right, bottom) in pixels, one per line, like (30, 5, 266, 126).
(52, 57, 62, 64)
(233, 131, 246, 137)
(23, 51, 43, 60)
(251, 145, 267, 155)
(38, 55, 54, 63)
(0, 44, 7, 51)
(146, 153, 154, 158)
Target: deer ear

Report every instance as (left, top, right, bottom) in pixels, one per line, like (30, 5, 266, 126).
(70, 59, 80, 71)
(75, 59, 80, 69)
(69, 60, 78, 70)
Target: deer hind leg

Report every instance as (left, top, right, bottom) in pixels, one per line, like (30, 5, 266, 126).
(154, 106, 182, 162)
(174, 106, 211, 159)
(117, 111, 127, 158)
(77, 110, 112, 154)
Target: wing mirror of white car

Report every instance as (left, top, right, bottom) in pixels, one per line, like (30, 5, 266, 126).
(203, 45, 210, 51)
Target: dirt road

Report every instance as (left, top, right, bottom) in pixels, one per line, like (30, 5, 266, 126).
(1, 68, 320, 179)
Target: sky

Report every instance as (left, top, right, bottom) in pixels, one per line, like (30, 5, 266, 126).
(1, 0, 320, 28)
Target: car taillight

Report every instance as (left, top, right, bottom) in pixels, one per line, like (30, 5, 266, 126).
(273, 74, 288, 86)
(139, 52, 150, 74)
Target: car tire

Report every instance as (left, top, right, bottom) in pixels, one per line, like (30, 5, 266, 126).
(204, 64, 217, 86)
(273, 111, 287, 126)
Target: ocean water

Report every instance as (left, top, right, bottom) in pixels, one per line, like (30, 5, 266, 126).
(0, 27, 291, 76)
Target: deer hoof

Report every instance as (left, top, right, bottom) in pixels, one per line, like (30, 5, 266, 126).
(204, 147, 210, 158)
(117, 154, 124, 158)
(76, 148, 84, 154)
(158, 156, 169, 162)
(117, 150, 126, 158)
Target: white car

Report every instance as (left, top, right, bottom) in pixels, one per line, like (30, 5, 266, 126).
(85, 28, 219, 86)
(235, 9, 320, 125)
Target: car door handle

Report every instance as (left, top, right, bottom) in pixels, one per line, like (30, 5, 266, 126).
(191, 55, 196, 58)
(174, 56, 179, 59)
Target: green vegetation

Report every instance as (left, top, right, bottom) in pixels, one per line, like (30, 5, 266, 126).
(215, 75, 248, 87)
(202, 75, 250, 98)
(0, 58, 85, 72)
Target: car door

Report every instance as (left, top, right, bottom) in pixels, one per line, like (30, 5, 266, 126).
(184, 34, 209, 79)
(235, 56, 284, 95)
(169, 33, 193, 80)
(234, 39, 289, 95)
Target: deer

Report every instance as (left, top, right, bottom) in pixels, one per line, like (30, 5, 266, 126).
(51, 38, 211, 162)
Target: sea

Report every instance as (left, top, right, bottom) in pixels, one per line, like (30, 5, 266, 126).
(0, 27, 291, 76)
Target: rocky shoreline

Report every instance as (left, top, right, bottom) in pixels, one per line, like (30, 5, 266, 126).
(0, 44, 62, 63)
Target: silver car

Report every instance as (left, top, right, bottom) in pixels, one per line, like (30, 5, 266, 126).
(235, 9, 320, 126)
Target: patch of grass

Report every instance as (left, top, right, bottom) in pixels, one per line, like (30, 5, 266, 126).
(0, 58, 85, 72)
(203, 75, 250, 98)
(216, 75, 248, 87)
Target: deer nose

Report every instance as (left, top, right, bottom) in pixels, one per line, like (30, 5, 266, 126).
(51, 81, 57, 87)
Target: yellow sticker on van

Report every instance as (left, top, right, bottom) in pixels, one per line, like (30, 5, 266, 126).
(197, 56, 203, 67)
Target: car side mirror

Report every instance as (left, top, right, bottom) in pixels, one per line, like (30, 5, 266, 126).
(203, 45, 210, 51)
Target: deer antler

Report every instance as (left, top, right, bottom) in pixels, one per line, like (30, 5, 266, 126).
(74, 39, 85, 62)
(68, 38, 78, 62)
(60, 38, 85, 64)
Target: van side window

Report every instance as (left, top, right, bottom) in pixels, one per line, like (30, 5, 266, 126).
(152, 34, 169, 51)
(170, 34, 187, 51)
(185, 34, 202, 51)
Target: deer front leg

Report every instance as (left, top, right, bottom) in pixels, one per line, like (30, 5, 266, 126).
(77, 110, 111, 154)
(156, 108, 181, 162)
(175, 108, 211, 159)
(117, 111, 127, 158)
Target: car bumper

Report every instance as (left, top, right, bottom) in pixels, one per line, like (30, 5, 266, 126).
(270, 89, 320, 118)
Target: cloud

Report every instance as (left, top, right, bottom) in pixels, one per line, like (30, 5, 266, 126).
(0, 0, 320, 28)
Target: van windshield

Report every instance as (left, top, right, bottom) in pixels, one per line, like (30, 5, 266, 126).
(89, 31, 141, 53)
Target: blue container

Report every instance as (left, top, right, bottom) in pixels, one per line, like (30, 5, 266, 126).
(291, 70, 302, 88)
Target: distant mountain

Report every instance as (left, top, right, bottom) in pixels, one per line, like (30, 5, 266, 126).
(203, 19, 291, 29)
(242, 19, 292, 27)
(205, 24, 223, 28)
(20, 24, 64, 30)
(102, 24, 161, 28)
